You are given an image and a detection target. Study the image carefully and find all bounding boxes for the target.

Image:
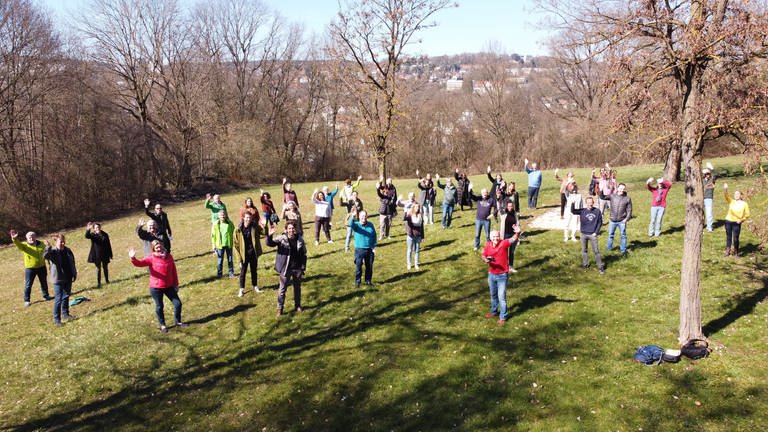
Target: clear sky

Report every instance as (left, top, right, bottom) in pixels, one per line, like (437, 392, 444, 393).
(41, 0, 551, 57)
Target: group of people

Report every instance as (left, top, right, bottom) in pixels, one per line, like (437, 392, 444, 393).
(10, 159, 752, 330)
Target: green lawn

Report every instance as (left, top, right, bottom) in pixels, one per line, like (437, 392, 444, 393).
(1, 156, 766, 431)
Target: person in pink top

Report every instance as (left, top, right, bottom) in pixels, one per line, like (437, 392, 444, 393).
(129, 240, 186, 333)
(481, 227, 521, 325)
(646, 177, 672, 237)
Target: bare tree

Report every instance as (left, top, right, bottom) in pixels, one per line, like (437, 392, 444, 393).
(326, 0, 455, 177)
(539, 0, 768, 344)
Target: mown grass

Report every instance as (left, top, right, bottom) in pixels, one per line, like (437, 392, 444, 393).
(1, 156, 767, 431)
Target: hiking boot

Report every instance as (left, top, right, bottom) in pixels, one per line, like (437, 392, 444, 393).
(724, 247, 731, 257)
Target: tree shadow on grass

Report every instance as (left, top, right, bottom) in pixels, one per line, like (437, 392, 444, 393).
(185, 275, 221, 288)
(628, 238, 657, 250)
(517, 255, 552, 269)
(703, 278, 768, 336)
(428, 252, 467, 265)
(520, 229, 547, 238)
(187, 303, 256, 325)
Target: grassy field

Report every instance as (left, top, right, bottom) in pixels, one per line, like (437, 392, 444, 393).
(1, 156, 767, 431)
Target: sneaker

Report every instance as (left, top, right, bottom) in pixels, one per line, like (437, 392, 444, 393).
(254, 286, 262, 293)
(328, 240, 334, 244)
(407, 263, 412, 270)
(228, 272, 236, 278)
(276, 309, 283, 317)
(571, 238, 577, 242)
(581, 264, 590, 270)
(345, 248, 349, 253)
(484, 313, 498, 318)
(498, 319, 506, 325)
(564, 238, 568, 242)
(508, 268, 518, 273)
(238, 288, 244, 297)
(414, 264, 420, 270)
(599, 267, 605, 274)
(354, 282, 360, 289)
(62, 314, 75, 321)
(473, 247, 478, 251)
(54, 320, 62, 327)
(160, 325, 168, 333)
(315, 240, 319, 246)
(295, 307, 303, 313)
(176, 322, 188, 328)
(43, 295, 53, 301)
(24, 301, 31, 307)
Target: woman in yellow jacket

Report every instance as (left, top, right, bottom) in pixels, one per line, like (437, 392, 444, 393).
(723, 183, 750, 257)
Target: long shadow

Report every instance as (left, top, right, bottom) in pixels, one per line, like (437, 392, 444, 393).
(738, 243, 761, 255)
(628, 238, 657, 250)
(311, 290, 367, 309)
(517, 255, 552, 269)
(421, 238, 456, 251)
(175, 251, 215, 262)
(428, 252, 467, 265)
(302, 273, 333, 283)
(72, 272, 148, 295)
(508, 294, 577, 318)
(520, 229, 547, 239)
(187, 303, 256, 325)
(185, 275, 222, 287)
(380, 270, 426, 284)
(661, 224, 685, 235)
(703, 279, 768, 336)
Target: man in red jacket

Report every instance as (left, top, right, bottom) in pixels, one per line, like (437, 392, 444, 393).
(481, 227, 521, 325)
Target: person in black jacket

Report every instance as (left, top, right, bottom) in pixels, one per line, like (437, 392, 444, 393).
(43, 234, 77, 326)
(571, 196, 604, 274)
(85, 222, 113, 287)
(454, 168, 472, 210)
(136, 218, 171, 253)
(376, 177, 398, 240)
(266, 221, 307, 316)
(144, 199, 172, 250)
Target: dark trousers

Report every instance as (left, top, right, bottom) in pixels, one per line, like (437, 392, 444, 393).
(354, 248, 375, 285)
(528, 187, 540, 209)
(95, 261, 110, 286)
(581, 233, 604, 270)
(24, 267, 49, 302)
(560, 193, 567, 217)
(278, 269, 303, 311)
(315, 216, 331, 241)
(503, 235, 518, 268)
(149, 287, 182, 327)
(239, 253, 258, 288)
(53, 281, 72, 323)
(725, 221, 742, 250)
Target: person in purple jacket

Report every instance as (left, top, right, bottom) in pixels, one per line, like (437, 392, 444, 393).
(469, 187, 497, 250)
(646, 177, 672, 237)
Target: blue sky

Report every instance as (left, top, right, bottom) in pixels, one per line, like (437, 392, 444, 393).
(41, 0, 551, 56)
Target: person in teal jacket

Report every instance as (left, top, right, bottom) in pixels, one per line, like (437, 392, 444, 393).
(205, 193, 227, 223)
(10, 229, 52, 307)
(349, 210, 377, 288)
(211, 210, 235, 278)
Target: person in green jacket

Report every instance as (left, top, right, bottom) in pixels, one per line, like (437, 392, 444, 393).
(205, 193, 227, 223)
(212, 210, 235, 278)
(233, 212, 264, 297)
(10, 229, 52, 307)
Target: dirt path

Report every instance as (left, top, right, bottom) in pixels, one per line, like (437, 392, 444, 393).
(526, 208, 567, 230)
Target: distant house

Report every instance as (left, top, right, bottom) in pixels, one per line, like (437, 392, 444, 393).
(446, 77, 463, 92)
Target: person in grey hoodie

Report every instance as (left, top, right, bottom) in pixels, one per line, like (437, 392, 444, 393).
(436, 174, 457, 228)
(606, 183, 632, 256)
(43, 234, 77, 326)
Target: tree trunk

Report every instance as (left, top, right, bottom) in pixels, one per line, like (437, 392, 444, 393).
(378, 155, 387, 179)
(678, 84, 706, 345)
(664, 141, 682, 181)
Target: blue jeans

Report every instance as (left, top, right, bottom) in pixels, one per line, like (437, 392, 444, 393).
(488, 272, 509, 320)
(441, 203, 454, 228)
(648, 206, 666, 236)
(406, 236, 422, 267)
(475, 219, 491, 249)
(354, 248, 374, 285)
(345, 226, 353, 250)
(52, 281, 72, 323)
(149, 287, 182, 327)
(24, 267, 49, 302)
(216, 247, 234, 276)
(527, 187, 540, 209)
(607, 221, 627, 253)
(704, 198, 714, 231)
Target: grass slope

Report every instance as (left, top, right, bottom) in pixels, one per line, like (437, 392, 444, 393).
(1, 156, 767, 431)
